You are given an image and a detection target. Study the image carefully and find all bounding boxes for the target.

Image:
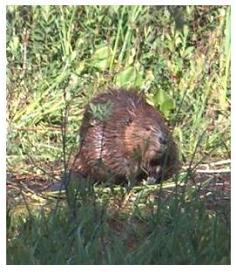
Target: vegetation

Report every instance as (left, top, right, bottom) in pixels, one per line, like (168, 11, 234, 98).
(7, 6, 230, 264)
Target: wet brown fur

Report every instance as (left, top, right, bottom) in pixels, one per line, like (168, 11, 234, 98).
(72, 88, 180, 184)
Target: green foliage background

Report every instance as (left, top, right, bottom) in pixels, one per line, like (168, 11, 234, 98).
(7, 6, 231, 265)
(7, 5, 230, 173)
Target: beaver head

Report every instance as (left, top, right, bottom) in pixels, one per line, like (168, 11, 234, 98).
(123, 102, 170, 166)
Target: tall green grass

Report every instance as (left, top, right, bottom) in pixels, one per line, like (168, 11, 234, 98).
(7, 178, 230, 265)
(7, 6, 230, 170)
(7, 6, 230, 265)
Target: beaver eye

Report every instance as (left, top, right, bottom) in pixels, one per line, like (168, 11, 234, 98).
(145, 127, 151, 131)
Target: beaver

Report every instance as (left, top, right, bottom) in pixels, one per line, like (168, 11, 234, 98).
(72, 88, 180, 185)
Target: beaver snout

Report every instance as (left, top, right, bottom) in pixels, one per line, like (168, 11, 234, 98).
(158, 132, 168, 146)
(153, 130, 168, 147)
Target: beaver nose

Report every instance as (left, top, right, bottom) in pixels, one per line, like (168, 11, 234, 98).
(158, 133, 168, 145)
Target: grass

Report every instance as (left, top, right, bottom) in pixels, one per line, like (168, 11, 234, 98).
(7, 179, 230, 265)
(6, 6, 230, 264)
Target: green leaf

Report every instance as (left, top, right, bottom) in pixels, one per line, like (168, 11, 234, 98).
(93, 59, 108, 70)
(181, 46, 194, 58)
(91, 46, 112, 71)
(160, 99, 175, 116)
(75, 61, 85, 75)
(89, 101, 113, 121)
(154, 89, 166, 105)
(9, 36, 20, 54)
(115, 66, 143, 87)
(154, 90, 175, 117)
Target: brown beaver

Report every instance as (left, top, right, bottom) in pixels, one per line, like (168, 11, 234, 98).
(72, 88, 180, 184)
